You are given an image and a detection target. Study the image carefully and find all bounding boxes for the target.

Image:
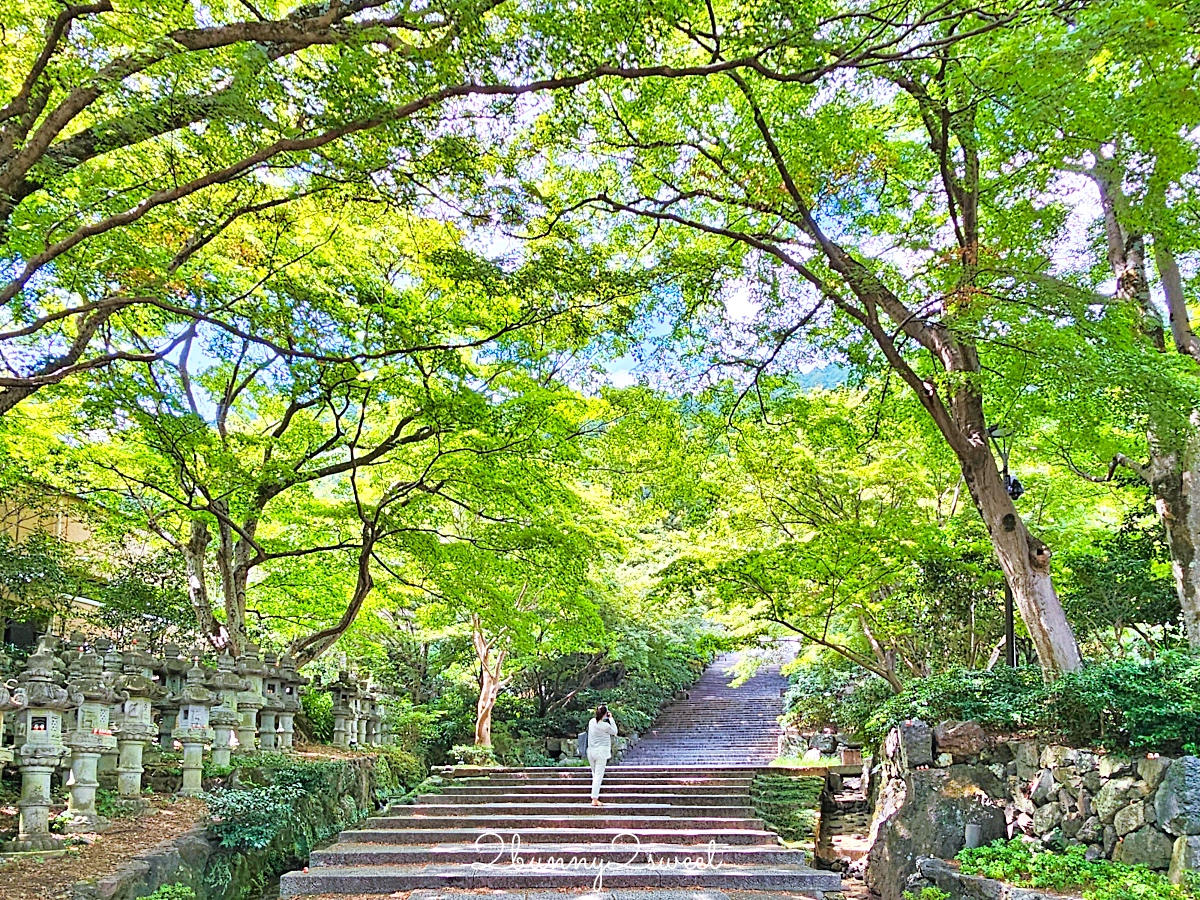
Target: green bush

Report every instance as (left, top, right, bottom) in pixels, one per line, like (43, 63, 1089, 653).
(300, 690, 333, 743)
(143, 885, 197, 900)
(811, 652, 1200, 754)
(373, 747, 427, 799)
(957, 839, 1195, 900)
(206, 759, 350, 851)
(451, 743, 498, 766)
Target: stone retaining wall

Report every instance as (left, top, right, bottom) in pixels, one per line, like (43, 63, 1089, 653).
(865, 720, 1200, 897)
(71, 756, 378, 900)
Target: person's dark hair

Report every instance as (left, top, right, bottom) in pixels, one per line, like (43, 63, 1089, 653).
(594, 704, 608, 722)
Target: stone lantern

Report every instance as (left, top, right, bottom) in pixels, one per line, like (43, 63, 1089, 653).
(207, 654, 246, 766)
(329, 670, 360, 748)
(277, 654, 306, 751)
(97, 638, 125, 776)
(235, 644, 267, 753)
(156, 643, 190, 750)
(365, 690, 383, 746)
(171, 661, 217, 796)
(112, 639, 165, 809)
(2, 646, 80, 852)
(64, 649, 119, 833)
(259, 653, 286, 751)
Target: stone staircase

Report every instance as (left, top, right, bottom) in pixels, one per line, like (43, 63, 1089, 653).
(619, 651, 788, 766)
(280, 766, 840, 896)
(280, 648, 839, 897)
(816, 774, 872, 872)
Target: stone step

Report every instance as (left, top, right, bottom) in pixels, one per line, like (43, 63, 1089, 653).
(400, 804, 757, 818)
(343, 828, 783, 846)
(312, 842, 809, 867)
(439, 784, 752, 796)
(280, 862, 842, 895)
(456, 776, 756, 786)
(423, 793, 754, 806)
(364, 815, 766, 830)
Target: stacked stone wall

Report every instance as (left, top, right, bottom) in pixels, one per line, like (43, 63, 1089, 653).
(866, 720, 1200, 895)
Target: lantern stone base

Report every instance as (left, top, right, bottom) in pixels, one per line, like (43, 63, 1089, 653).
(64, 811, 111, 834)
(0, 846, 70, 858)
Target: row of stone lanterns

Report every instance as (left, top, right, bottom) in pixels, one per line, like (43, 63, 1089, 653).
(0, 635, 312, 853)
(329, 669, 388, 748)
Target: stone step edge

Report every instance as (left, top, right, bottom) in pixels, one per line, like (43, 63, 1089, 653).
(342, 829, 782, 846)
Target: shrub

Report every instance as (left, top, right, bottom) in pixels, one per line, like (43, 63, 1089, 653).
(957, 839, 1195, 900)
(451, 744, 498, 766)
(816, 652, 1200, 754)
(143, 886, 197, 900)
(206, 759, 349, 851)
(300, 690, 333, 743)
(373, 747, 427, 799)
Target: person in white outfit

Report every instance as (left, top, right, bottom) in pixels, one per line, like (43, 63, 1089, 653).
(586, 704, 618, 806)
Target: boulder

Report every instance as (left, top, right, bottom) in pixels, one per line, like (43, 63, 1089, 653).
(1082, 771, 1103, 794)
(1062, 814, 1083, 838)
(1170, 835, 1200, 884)
(934, 720, 988, 758)
(1054, 767, 1083, 795)
(865, 765, 1007, 900)
(1031, 769, 1057, 804)
(810, 732, 839, 755)
(1014, 742, 1041, 781)
(1076, 751, 1097, 776)
(1156, 757, 1200, 836)
(936, 753, 954, 768)
(1094, 777, 1137, 823)
(1139, 757, 1172, 791)
(802, 747, 823, 763)
(1041, 746, 1077, 770)
(1104, 825, 1118, 857)
(897, 719, 934, 769)
(1114, 801, 1146, 837)
(1099, 755, 1133, 778)
(1077, 816, 1102, 843)
(1114, 826, 1174, 870)
(1033, 803, 1062, 835)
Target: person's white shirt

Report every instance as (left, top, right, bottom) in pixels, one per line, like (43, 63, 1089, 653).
(587, 715, 619, 758)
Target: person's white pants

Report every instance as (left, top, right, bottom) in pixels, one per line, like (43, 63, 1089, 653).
(587, 749, 609, 799)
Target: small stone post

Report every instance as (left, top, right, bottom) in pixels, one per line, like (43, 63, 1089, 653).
(171, 661, 217, 796)
(2, 647, 79, 852)
(64, 649, 119, 833)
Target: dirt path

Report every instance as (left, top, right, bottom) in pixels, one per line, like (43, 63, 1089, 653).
(0, 797, 206, 900)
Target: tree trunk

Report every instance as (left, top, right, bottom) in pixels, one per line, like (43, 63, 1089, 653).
(471, 618, 507, 748)
(956, 441, 1082, 676)
(182, 518, 224, 646)
(475, 667, 501, 748)
(1146, 428, 1200, 646)
(1092, 170, 1200, 649)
